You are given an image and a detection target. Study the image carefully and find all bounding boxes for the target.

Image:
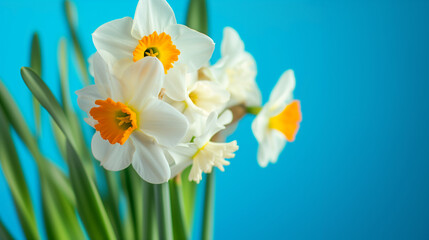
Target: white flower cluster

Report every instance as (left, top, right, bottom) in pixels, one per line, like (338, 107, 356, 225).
(77, 0, 301, 184)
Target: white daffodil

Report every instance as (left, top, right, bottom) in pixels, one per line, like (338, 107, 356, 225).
(211, 27, 261, 107)
(251, 70, 302, 167)
(76, 53, 188, 184)
(164, 64, 230, 139)
(167, 111, 238, 183)
(92, 0, 214, 99)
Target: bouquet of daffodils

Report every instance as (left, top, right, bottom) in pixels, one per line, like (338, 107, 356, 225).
(0, 0, 301, 239)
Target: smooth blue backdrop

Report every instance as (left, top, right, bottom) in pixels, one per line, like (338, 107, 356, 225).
(1, 0, 429, 239)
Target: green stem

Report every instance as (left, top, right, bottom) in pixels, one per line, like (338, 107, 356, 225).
(181, 166, 197, 234)
(246, 106, 262, 115)
(186, 0, 208, 34)
(202, 172, 215, 240)
(169, 178, 188, 240)
(154, 183, 173, 240)
(142, 181, 154, 240)
(0, 220, 13, 240)
(121, 168, 143, 240)
(103, 170, 124, 239)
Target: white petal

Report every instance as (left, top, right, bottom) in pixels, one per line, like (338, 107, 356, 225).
(170, 161, 192, 179)
(140, 100, 188, 147)
(164, 63, 188, 101)
(121, 57, 165, 110)
(92, 52, 121, 99)
(218, 109, 233, 126)
(165, 24, 215, 72)
(92, 17, 138, 67)
(221, 27, 244, 58)
(251, 109, 269, 142)
(84, 117, 97, 128)
(195, 112, 225, 146)
(166, 144, 197, 178)
(209, 58, 229, 87)
(267, 130, 287, 164)
(269, 69, 295, 106)
(76, 85, 103, 113)
(131, 0, 176, 39)
(131, 131, 170, 183)
(91, 132, 134, 171)
(217, 121, 238, 140)
(245, 80, 262, 107)
(257, 141, 270, 168)
(188, 81, 230, 114)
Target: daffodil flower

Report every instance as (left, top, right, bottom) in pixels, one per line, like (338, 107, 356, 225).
(251, 70, 302, 167)
(164, 64, 230, 140)
(92, 0, 214, 81)
(76, 53, 188, 184)
(211, 27, 261, 108)
(167, 111, 238, 183)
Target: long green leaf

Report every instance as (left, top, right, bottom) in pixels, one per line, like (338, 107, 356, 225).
(66, 141, 116, 240)
(0, 78, 83, 240)
(102, 170, 124, 239)
(202, 172, 215, 240)
(57, 38, 94, 178)
(64, 0, 90, 86)
(0, 79, 83, 239)
(21, 67, 80, 160)
(121, 168, 143, 240)
(0, 220, 13, 240)
(0, 109, 40, 240)
(0, 81, 40, 160)
(30, 33, 42, 76)
(0, 81, 73, 203)
(154, 183, 173, 240)
(40, 171, 84, 240)
(51, 119, 67, 159)
(181, 166, 197, 232)
(169, 178, 188, 240)
(20, 67, 115, 239)
(142, 180, 155, 240)
(30, 32, 42, 137)
(58, 38, 69, 108)
(186, 0, 208, 34)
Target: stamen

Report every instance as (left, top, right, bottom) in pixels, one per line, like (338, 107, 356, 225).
(144, 48, 159, 57)
(189, 91, 199, 105)
(90, 98, 138, 145)
(133, 31, 180, 73)
(158, 88, 166, 100)
(117, 116, 132, 126)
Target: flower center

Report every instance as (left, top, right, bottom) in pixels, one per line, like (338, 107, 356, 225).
(89, 98, 138, 145)
(268, 100, 302, 142)
(192, 142, 209, 159)
(189, 91, 199, 105)
(133, 31, 180, 74)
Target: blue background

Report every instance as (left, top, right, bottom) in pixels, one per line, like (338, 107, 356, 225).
(1, 0, 429, 239)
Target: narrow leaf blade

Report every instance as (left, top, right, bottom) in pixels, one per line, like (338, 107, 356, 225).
(0, 220, 14, 240)
(20, 67, 115, 239)
(169, 178, 188, 240)
(0, 109, 40, 240)
(41, 172, 85, 240)
(186, 0, 208, 34)
(66, 141, 116, 240)
(64, 0, 90, 86)
(30, 32, 42, 137)
(121, 168, 143, 240)
(181, 166, 197, 232)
